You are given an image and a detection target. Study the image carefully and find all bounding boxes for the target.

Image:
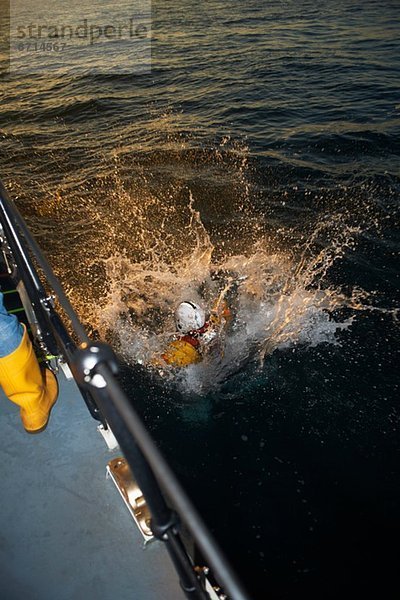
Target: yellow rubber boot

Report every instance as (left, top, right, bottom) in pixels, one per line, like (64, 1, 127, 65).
(0, 325, 58, 433)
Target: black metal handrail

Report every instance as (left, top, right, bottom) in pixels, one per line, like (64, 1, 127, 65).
(0, 180, 251, 600)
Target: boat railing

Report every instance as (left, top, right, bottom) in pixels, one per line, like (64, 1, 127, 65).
(0, 180, 250, 600)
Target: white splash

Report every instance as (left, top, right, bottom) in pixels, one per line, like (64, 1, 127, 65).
(93, 193, 362, 393)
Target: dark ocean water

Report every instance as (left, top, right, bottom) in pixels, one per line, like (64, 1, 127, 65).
(1, 1, 400, 598)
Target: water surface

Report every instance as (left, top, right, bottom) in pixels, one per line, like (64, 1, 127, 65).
(1, 1, 399, 598)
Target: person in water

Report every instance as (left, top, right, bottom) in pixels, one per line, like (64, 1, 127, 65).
(160, 299, 231, 367)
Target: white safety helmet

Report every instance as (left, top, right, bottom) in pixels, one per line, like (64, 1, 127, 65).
(175, 301, 206, 334)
